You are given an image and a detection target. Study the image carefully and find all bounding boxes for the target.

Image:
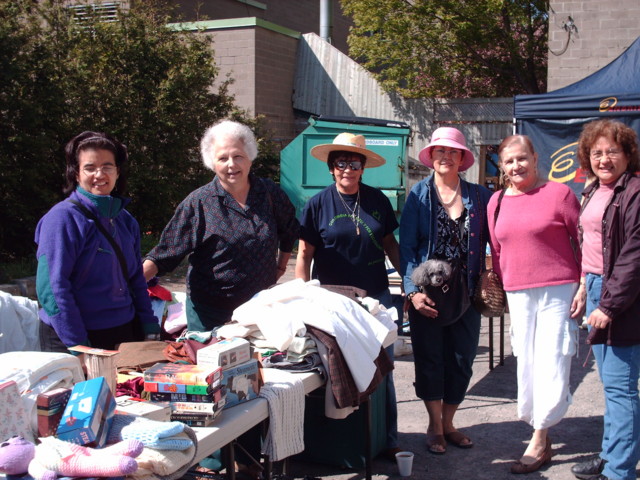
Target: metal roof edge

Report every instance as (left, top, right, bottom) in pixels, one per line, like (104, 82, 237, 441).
(166, 17, 300, 39)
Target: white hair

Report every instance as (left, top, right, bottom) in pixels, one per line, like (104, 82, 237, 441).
(200, 120, 259, 171)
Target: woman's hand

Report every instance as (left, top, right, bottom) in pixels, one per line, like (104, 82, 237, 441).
(407, 291, 439, 318)
(587, 308, 612, 330)
(570, 283, 586, 319)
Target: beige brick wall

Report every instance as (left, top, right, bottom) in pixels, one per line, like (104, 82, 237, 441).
(254, 29, 299, 144)
(548, 1, 640, 91)
(204, 26, 298, 144)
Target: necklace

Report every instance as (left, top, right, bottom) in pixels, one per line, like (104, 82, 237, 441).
(335, 185, 361, 235)
(435, 180, 460, 208)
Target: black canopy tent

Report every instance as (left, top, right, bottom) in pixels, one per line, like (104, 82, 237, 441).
(514, 36, 640, 197)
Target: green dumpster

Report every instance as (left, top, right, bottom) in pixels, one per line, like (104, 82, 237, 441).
(280, 116, 412, 223)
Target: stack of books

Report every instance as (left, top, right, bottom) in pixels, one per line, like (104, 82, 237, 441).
(143, 363, 225, 427)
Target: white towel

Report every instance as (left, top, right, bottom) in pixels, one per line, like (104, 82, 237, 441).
(259, 370, 305, 461)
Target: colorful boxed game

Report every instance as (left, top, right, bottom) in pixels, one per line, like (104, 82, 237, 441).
(56, 377, 115, 447)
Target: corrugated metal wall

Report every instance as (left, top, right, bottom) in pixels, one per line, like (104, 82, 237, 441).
(293, 33, 514, 185)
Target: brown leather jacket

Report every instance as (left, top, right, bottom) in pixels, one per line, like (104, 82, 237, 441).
(580, 171, 640, 346)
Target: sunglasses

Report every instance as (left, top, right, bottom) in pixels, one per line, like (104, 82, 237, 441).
(334, 161, 363, 171)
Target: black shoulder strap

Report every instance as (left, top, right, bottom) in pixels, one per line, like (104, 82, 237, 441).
(494, 189, 506, 225)
(68, 199, 132, 292)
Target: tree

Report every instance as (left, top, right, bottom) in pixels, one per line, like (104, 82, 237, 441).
(341, 0, 549, 98)
(0, 0, 277, 259)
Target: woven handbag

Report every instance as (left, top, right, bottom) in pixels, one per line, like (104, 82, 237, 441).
(473, 189, 506, 317)
(473, 269, 506, 317)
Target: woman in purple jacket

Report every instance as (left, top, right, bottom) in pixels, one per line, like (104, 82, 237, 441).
(35, 131, 158, 352)
(570, 119, 640, 480)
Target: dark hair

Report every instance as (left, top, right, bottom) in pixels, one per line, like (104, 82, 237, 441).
(577, 119, 640, 178)
(63, 131, 129, 195)
(327, 150, 366, 170)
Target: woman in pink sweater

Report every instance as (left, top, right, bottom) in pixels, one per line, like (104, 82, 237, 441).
(488, 135, 584, 474)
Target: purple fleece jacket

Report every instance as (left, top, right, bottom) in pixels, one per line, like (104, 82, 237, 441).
(35, 188, 157, 347)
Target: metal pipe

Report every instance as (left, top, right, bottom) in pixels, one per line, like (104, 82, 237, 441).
(320, 0, 333, 43)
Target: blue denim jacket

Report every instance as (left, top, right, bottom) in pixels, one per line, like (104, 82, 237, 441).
(400, 175, 492, 296)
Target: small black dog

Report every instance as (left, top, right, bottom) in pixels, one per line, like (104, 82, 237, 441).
(411, 259, 453, 288)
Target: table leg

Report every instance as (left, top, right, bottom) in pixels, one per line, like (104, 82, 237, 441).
(499, 314, 505, 366)
(224, 443, 235, 480)
(364, 395, 372, 480)
(488, 316, 494, 370)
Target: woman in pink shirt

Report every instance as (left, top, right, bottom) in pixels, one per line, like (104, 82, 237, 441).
(488, 135, 584, 474)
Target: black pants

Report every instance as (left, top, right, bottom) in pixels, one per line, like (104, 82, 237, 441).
(39, 319, 138, 352)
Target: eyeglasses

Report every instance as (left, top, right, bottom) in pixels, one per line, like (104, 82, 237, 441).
(590, 148, 624, 160)
(334, 161, 363, 171)
(82, 165, 117, 175)
(432, 148, 462, 159)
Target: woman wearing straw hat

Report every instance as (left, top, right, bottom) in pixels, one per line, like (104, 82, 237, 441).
(295, 131, 403, 461)
(400, 127, 492, 454)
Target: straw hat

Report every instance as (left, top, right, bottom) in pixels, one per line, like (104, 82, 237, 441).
(310, 132, 386, 168)
(418, 127, 474, 172)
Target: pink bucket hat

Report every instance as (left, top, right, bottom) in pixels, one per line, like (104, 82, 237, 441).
(418, 127, 474, 172)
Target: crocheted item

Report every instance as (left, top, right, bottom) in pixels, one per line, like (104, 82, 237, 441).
(107, 414, 193, 450)
(28, 437, 142, 480)
(129, 426, 198, 480)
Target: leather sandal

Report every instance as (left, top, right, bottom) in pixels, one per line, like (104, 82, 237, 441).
(510, 437, 553, 474)
(444, 431, 474, 449)
(426, 433, 446, 455)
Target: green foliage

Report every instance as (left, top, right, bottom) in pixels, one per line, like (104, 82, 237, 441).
(341, 0, 549, 98)
(0, 0, 280, 260)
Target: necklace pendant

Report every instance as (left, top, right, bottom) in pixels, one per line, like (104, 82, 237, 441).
(356, 225, 360, 235)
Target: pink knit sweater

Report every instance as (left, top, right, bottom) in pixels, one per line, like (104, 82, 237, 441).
(488, 181, 581, 291)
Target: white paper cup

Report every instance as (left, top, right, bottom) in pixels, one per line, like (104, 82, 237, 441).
(395, 451, 414, 477)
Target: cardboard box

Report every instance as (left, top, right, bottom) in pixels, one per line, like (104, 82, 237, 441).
(56, 377, 115, 447)
(37, 387, 72, 437)
(115, 396, 171, 422)
(197, 337, 251, 371)
(220, 358, 261, 410)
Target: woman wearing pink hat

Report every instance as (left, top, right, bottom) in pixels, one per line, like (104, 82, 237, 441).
(296, 131, 403, 460)
(488, 135, 583, 474)
(400, 127, 492, 454)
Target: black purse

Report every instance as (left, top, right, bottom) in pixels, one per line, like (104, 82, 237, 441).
(68, 199, 145, 341)
(421, 259, 470, 326)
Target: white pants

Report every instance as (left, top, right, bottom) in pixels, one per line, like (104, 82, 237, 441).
(507, 283, 579, 429)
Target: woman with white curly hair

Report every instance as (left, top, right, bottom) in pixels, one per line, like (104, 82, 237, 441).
(143, 119, 299, 331)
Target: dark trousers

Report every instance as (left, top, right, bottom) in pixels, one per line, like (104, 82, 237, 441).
(39, 319, 138, 352)
(409, 302, 481, 404)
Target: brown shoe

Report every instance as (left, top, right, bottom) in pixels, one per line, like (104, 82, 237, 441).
(510, 437, 553, 474)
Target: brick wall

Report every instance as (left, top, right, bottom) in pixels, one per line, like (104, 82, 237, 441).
(254, 29, 299, 144)
(548, 0, 640, 91)
(203, 26, 298, 145)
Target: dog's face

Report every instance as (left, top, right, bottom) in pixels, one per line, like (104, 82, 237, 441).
(411, 259, 452, 288)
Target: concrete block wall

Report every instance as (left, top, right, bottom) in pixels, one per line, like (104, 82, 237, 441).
(548, 0, 640, 91)
(204, 26, 298, 145)
(254, 28, 299, 145)
(206, 29, 257, 116)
